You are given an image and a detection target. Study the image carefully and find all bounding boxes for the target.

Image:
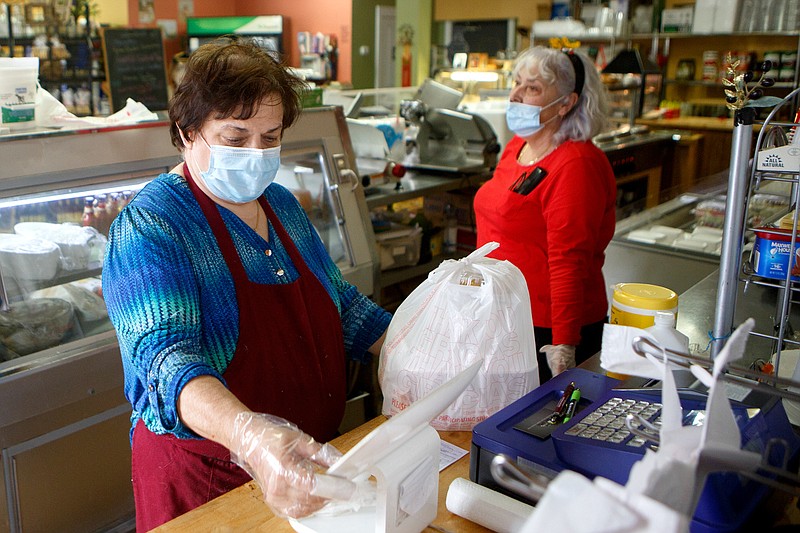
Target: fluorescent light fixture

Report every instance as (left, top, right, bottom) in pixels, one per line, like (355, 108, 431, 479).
(449, 71, 500, 83)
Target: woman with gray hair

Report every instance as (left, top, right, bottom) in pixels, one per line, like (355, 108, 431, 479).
(474, 46, 616, 383)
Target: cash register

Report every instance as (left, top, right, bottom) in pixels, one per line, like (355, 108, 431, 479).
(470, 367, 800, 533)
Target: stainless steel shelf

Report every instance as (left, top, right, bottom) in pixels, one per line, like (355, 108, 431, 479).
(364, 171, 487, 210)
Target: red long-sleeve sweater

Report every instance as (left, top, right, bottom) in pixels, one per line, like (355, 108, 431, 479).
(475, 136, 617, 345)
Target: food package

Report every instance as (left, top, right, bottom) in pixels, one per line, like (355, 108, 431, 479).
(14, 222, 107, 271)
(379, 242, 539, 431)
(0, 233, 61, 281)
(0, 298, 74, 359)
(30, 283, 107, 324)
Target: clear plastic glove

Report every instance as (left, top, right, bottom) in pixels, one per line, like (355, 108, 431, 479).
(540, 344, 576, 376)
(229, 412, 354, 519)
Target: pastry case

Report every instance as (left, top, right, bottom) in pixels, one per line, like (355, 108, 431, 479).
(0, 106, 375, 532)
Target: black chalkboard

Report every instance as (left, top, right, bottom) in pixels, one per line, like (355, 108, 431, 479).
(101, 28, 169, 113)
(450, 19, 515, 56)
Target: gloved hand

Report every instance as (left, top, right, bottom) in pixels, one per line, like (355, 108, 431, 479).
(229, 412, 354, 519)
(540, 344, 576, 376)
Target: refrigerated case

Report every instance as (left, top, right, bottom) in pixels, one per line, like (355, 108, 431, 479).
(186, 15, 284, 57)
(0, 106, 375, 531)
(604, 186, 792, 303)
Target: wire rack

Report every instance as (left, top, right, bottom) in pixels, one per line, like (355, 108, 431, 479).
(715, 88, 800, 381)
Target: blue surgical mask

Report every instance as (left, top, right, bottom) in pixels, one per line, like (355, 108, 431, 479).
(196, 134, 281, 203)
(506, 96, 565, 137)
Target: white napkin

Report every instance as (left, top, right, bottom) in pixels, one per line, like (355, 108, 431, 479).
(601, 324, 684, 379)
(35, 85, 158, 128)
(519, 470, 690, 533)
(600, 319, 765, 521)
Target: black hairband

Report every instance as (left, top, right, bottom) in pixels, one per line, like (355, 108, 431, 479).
(564, 51, 585, 96)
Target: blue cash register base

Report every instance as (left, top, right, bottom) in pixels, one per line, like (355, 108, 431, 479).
(470, 368, 800, 533)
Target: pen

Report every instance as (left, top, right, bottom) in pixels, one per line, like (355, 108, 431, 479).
(547, 381, 575, 424)
(562, 388, 581, 423)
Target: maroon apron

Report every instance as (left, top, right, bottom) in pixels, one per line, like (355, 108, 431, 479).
(131, 168, 347, 531)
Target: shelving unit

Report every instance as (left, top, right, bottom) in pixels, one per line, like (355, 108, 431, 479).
(1, 2, 105, 116)
(659, 31, 800, 114)
(713, 88, 800, 370)
(364, 171, 488, 307)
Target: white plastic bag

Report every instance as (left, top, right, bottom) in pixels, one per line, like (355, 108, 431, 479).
(379, 242, 539, 430)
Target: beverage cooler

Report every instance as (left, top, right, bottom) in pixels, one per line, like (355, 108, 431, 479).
(186, 15, 284, 57)
(0, 106, 375, 532)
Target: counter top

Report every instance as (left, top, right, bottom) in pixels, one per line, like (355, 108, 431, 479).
(153, 416, 490, 532)
(676, 264, 800, 365)
(637, 116, 746, 132)
(364, 171, 488, 210)
(0, 113, 171, 143)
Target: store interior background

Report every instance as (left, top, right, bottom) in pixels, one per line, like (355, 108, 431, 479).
(6, 0, 800, 531)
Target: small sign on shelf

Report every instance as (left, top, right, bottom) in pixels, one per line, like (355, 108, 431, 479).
(757, 145, 800, 173)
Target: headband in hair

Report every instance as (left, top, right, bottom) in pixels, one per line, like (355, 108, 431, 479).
(564, 51, 585, 96)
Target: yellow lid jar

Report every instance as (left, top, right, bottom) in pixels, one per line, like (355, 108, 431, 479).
(610, 283, 678, 329)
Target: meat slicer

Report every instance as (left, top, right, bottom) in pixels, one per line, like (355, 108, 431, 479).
(400, 98, 500, 173)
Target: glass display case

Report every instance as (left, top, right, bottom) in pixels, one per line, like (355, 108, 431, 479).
(603, 71, 663, 129)
(0, 106, 376, 532)
(603, 183, 792, 301)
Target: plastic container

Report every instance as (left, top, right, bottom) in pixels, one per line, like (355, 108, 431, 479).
(0, 57, 38, 130)
(752, 227, 800, 282)
(610, 283, 679, 329)
(375, 225, 422, 271)
(646, 311, 689, 353)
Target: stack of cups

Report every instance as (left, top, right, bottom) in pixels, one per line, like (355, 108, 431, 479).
(703, 50, 719, 82)
(781, 50, 797, 82)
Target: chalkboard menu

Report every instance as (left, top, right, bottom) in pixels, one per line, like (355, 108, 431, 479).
(101, 28, 169, 113)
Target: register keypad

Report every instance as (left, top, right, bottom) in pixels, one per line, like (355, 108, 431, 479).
(563, 396, 661, 446)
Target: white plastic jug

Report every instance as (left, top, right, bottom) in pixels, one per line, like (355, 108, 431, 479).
(0, 57, 39, 130)
(646, 311, 689, 353)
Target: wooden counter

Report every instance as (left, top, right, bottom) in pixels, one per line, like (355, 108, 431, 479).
(636, 116, 760, 181)
(153, 416, 492, 532)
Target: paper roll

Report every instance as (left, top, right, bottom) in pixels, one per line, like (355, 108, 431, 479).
(445, 477, 534, 533)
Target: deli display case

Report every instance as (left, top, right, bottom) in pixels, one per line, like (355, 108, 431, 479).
(603, 184, 792, 302)
(0, 106, 375, 532)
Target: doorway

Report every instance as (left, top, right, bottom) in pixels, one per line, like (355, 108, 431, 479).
(374, 5, 396, 87)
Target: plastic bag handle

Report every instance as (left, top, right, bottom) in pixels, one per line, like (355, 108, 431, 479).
(463, 242, 499, 263)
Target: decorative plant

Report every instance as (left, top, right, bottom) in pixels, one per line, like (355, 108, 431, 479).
(70, 0, 99, 22)
(723, 53, 781, 111)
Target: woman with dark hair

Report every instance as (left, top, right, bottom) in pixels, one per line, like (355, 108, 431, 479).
(103, 38, 390, 530)
(474, 46, 616, 384)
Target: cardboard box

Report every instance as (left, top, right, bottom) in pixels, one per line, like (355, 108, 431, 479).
(693, 0, 741, 33)
(661, 6, 693, 32)
(692, 0, 715, 33)
(713, 0, 740, 32)
(375, 225, 422, 270)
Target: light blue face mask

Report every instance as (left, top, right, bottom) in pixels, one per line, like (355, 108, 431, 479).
(506, 96, 565, 138)
(198, 134, 281, 203)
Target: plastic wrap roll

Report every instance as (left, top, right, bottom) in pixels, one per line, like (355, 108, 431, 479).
(445, 477, 534, 533)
